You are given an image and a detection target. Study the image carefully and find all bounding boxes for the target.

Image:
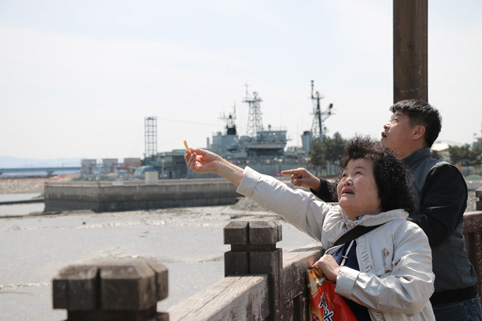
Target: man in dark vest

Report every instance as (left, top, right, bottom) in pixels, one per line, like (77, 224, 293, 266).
(283, 100, 482, 320)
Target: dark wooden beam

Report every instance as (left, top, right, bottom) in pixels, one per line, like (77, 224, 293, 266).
(393, 0, 428, 103)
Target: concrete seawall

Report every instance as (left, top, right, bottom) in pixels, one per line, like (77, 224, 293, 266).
(44, 178, 241, 212)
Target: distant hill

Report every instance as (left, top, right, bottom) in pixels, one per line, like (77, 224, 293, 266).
(0, 156, 83, 169)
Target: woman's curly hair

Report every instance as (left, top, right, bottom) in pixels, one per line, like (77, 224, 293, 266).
(335, 136, 416, 213)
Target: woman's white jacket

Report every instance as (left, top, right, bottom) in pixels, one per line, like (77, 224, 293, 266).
(237, 167, 435, 321)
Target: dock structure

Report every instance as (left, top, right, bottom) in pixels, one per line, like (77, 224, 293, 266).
(43, 178, 240, 213)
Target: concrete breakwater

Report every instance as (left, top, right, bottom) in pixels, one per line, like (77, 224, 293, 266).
(40, 177, 482, 213)
(44, 178, 241, 213)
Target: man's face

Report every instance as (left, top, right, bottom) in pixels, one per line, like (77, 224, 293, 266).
(381, 111, 414, 159)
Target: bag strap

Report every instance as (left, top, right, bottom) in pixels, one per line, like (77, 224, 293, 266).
(333, 224, 384, 247)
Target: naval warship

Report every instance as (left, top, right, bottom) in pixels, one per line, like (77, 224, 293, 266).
(148, 82, 332, 179)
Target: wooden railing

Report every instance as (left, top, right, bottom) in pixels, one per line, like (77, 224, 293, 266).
(168, 221, 322, 321)
(52, 193, 482, 321)
(52, 220, 321, 321)
(464, 189, 482, 306)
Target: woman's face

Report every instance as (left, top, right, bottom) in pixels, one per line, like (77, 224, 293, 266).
(337, 158, 382, 220)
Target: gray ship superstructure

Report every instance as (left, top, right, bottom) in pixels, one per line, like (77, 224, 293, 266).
(197, 88, 307, 177)
(148, 82, 332, 179)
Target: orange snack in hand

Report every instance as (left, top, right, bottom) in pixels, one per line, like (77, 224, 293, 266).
(183, 140, 190, 152)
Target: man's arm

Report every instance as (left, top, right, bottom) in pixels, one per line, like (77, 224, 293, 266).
(312, 178, 337, 203)
(409, 163, 467, 247)
(281, 168, 337, 202)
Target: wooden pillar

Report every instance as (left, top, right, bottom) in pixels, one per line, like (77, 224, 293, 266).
(393, 0, 428, 103)
(52, 257, 169, 321)
(224, 220, 282, 321)
(463, 211, 482, 308)
(477, 190, 482, 211)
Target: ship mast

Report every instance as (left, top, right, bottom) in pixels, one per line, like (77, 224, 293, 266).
(311, 80, 333, 140)
(243, 84, 264, 137)
(219, 103, 237, 135)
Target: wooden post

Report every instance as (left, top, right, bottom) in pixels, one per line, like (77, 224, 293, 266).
(393, 0, 428, 103)
(476, 189, 482, 211)
(463, 211, 482, 307)
(224, 220, 282, 321)
(52, 257, 169, 321)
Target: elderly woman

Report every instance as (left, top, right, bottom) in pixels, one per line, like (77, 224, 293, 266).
(185, 136, 435, 321)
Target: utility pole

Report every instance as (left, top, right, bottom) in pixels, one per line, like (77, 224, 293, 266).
(393, 0, 428, 102)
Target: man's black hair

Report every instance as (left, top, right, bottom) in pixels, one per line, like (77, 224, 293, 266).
(390, 99, 442, 148)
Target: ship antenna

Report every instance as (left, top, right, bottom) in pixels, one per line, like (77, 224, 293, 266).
(311, 80, 333, 140)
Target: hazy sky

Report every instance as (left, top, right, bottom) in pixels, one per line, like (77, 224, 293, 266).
(1, 0, 481, 160)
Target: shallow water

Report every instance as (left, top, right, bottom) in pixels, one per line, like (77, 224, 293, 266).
(0, 193, 44, 217)
(0, 205, 315, 321)
(0, 193, 41, 202)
